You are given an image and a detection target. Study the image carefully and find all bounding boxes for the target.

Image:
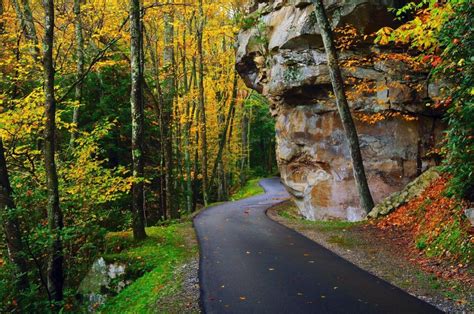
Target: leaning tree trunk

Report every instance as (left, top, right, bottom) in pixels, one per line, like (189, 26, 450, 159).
(130, 0, 147, 240)
(310, 0, 374, 213)
(69, 0, 84, 147)
(43, 0, 64, 303)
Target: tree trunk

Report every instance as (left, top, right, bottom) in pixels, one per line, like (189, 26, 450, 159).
(144, 26, 167, 220)
(240, 101, 249, 186)
(12, 0, 39, 58)
(70, 0, 85, 147)
(209, 72, 238, 193)
(182, 22, 193, 213)
(163, 4, 177, 218)
(197, 0, 208, 206)
(130, 0, 147, 240)
(43, 0, 64, 303)
(310, 0, 374, 213)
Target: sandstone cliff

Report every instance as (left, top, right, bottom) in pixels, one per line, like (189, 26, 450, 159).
(236, 0, 445, 221)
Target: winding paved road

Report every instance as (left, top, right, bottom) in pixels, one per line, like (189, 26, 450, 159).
(194, 178, 441, 313)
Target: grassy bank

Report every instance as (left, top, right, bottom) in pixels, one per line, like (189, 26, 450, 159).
(99, 223, 198, 313)
(231, 178, 265, 201)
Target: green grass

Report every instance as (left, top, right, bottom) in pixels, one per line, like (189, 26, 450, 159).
(275, 201, 361, 231)
(99, 223, 197, 313)
(231, 178, 264, 201)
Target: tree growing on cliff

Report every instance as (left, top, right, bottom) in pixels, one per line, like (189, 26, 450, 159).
(310, 0, 375, 213)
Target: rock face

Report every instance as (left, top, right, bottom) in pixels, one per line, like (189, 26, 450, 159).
(236, 0, 445, 221)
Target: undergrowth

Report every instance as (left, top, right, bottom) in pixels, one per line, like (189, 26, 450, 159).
(99, 223, 197, 313)
(377, 176, 473, 264)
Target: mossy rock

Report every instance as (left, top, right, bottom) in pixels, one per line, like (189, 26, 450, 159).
(368, 168, 441, 218)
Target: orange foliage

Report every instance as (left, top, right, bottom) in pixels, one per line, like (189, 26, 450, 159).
(334, 24, 361, 51)
(374, 52, 426, 72)
(355, 111, 418, 125)
(373, 175, 473, 282)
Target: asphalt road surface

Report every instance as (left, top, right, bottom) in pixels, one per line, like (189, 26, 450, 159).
(194, 178, 441, 314)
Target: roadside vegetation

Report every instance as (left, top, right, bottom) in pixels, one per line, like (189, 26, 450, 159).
(231, 178, 265, 201)
(100, 223, 198, 313)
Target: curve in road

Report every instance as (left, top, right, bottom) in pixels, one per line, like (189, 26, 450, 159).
(194, 178, 441, 314)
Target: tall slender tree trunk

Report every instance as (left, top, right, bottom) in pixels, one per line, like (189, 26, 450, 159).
(191, 56, 199, 212)
(43, 0, 64, 303)
(130, 0, 147, 240)
(209, 72, 238, 193)
(144, 27, 167, 220)
(182, 20, 193, 213)
(70, 0, 84, 147)
(310, 0, 374, 213)
(240, 101, 249, 186)
(197, 0, 208, 206)
(163, 4, 177, 218)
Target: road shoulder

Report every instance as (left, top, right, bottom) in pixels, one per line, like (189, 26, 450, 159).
(267, 200, 473, 313)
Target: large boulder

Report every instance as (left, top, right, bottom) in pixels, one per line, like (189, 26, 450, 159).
(236, 0, 445, 221)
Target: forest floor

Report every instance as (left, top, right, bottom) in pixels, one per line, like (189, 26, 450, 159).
(268, 201, 473, 313)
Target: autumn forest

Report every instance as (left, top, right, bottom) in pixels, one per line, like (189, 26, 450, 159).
(0, 0, 473, 312)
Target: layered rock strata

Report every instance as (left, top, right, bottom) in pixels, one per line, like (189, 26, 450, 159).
(236, 0, 445, 221)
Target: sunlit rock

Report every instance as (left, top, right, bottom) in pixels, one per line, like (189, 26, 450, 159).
(237, 0, 445, 221)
